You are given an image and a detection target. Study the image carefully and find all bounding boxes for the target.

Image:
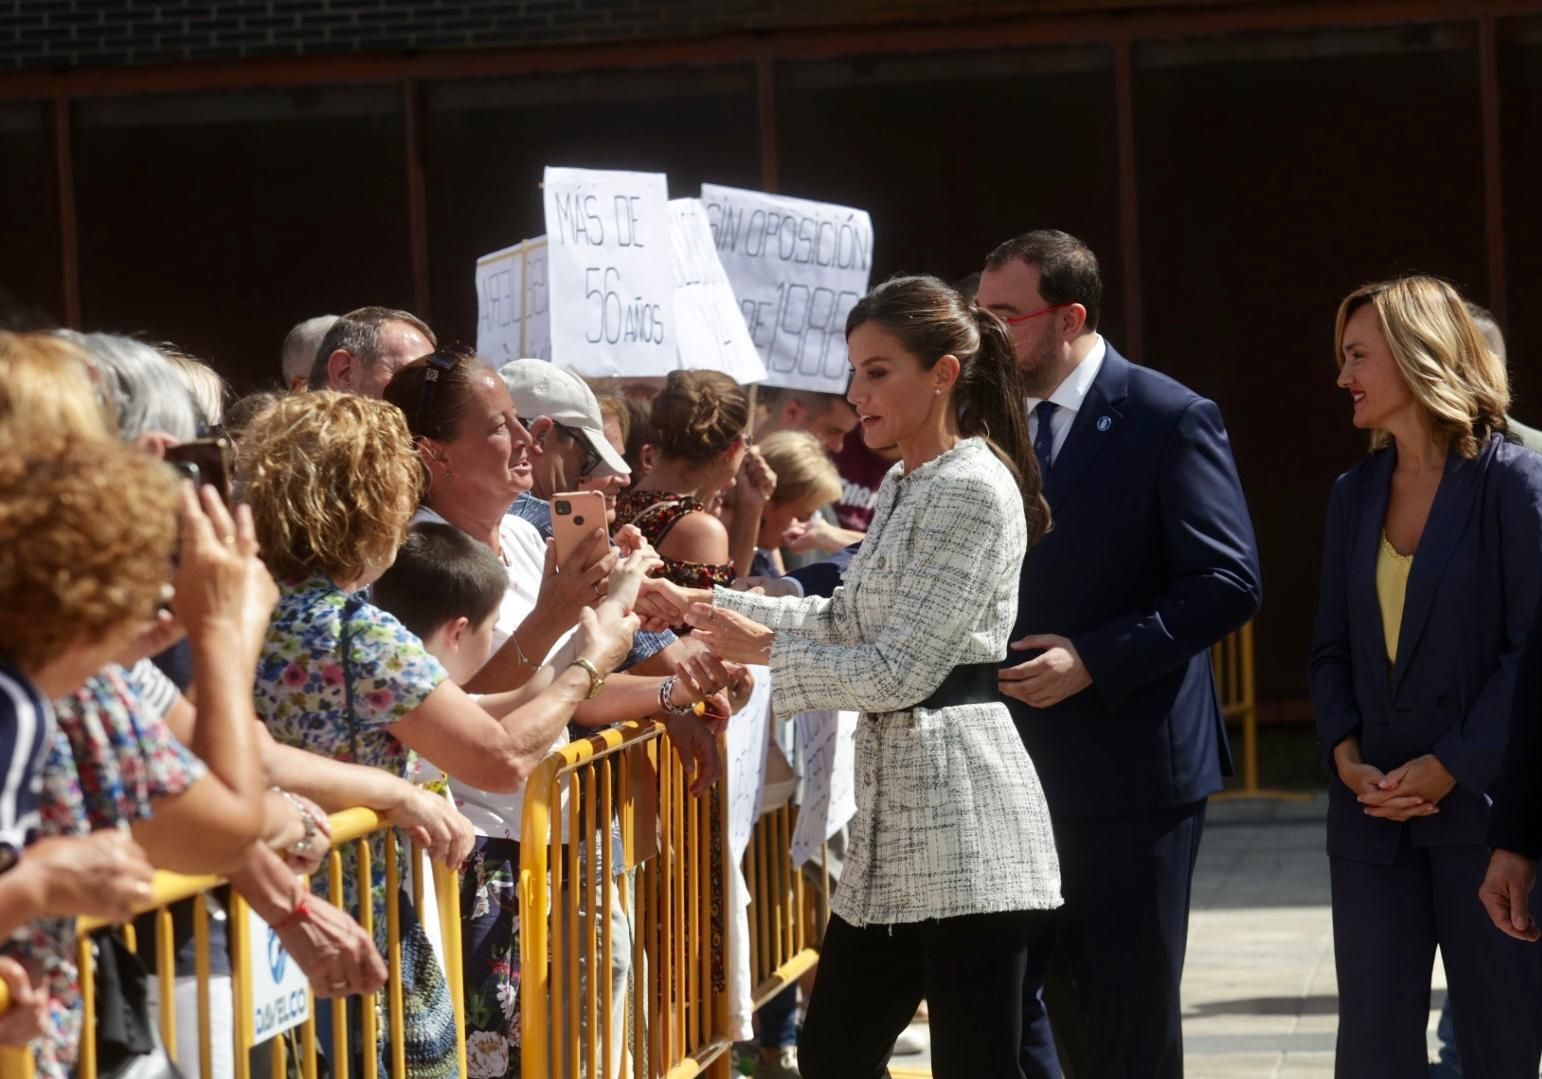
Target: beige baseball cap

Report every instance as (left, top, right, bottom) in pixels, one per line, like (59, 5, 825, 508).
(498, 359, 630, 478)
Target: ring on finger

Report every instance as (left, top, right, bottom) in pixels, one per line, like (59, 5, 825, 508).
(329, 979, 348, 991)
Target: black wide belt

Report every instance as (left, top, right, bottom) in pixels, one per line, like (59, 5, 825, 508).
(916, 663, 1000, 710)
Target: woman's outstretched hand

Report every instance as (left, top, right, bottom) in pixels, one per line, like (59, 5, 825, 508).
(684, 603, 773, 666)
(636, 578, 711, 629)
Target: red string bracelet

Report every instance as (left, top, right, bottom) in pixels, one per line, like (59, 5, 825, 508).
(271, 894, 310, 931)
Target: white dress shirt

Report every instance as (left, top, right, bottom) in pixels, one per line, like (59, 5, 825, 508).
(1026, 334, 1107, 465)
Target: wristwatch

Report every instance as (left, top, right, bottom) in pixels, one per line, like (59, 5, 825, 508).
(568, 657, 606, 700)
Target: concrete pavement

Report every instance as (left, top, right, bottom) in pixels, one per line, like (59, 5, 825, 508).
(895, 793, 1457, 1077)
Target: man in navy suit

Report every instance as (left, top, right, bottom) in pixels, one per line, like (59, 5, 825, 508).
(981, 230, 1261, 1078)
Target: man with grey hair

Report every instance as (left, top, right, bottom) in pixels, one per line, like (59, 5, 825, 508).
(1465, 299, 1542, 453)
(306, 305, 436, 398)
(280, 314, 338, 390)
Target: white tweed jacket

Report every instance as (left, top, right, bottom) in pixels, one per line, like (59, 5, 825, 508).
(716, 438, 1062, 926)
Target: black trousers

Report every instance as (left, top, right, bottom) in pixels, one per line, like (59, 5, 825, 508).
(1033, 799, 1208, 1079)
(799, 907, 1053, 1079)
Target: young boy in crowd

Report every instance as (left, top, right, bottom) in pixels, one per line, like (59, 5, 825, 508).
(370, 521, 505, 685)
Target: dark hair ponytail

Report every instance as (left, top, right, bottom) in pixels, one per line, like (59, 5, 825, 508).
(965, 305, 1050, 544)
(846, 274, 1051, 544)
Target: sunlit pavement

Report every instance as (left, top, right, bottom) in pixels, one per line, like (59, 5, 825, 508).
(895, 794, 1454, 1078)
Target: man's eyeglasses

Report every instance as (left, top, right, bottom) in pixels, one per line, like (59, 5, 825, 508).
(559, 423, 605, 477)
(521, 416, 604, 478)
(1001, 303, 1073, 325)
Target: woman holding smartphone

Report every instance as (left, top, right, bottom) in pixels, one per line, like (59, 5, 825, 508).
(641, 275, 1062, 1079)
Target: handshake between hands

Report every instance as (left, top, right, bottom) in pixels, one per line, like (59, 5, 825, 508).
(630, 576, 777, 667)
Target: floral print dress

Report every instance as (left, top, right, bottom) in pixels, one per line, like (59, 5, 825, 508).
(256, 576, 458, 1078)
(3, 666, 205, 1079)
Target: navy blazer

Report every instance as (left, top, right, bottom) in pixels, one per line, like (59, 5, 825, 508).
(784, 541, 860, 600)
(1491, 589, 1542, 859)
(1008, 344, 1262, 818)
(1309, 434, 1542, 864)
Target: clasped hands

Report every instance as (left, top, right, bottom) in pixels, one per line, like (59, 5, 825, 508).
(1333, 738, 1456, 821)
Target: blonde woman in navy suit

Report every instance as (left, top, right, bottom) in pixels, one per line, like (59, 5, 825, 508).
(1310, 276, 1542, 1077)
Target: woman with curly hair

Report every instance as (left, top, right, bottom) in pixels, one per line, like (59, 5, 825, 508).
(0, 332, 386, 1076)
(0, 423, 283, 1075)
(240, 391, 642, 1078)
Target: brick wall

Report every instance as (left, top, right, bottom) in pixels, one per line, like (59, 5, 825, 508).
(1, 0, 1263, 72)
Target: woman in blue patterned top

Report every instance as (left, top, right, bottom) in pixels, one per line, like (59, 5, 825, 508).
(242, 392, 641, 1077)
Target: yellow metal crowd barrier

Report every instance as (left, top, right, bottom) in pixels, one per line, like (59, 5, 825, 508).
(520, 720, 829, 1079)
(1212, 620, 1306, 801)
(0, 806, 466, 1079)
(743, 803, 821, 1008)
(1212, 621, 1260, 792)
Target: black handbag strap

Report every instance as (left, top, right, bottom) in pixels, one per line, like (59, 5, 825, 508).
(339, 593, 367, 763)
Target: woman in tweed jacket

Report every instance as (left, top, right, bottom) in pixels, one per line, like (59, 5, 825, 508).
(645, 275, 1062, 1079)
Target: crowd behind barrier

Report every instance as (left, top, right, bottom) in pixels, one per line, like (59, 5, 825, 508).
(6, 217, 1542, 1079)
(0, 723, 825, 1079)
(0, 806, 469, 1079)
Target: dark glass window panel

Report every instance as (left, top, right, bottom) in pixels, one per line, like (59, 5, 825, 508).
(423, 67, 760, 349)
(0, 100, 63, 330)
(73, 85, 410, 391)
(1501, 16, 1542, 413)
(1135, 24, 1484, 702)
(775, 47, 1122, 341)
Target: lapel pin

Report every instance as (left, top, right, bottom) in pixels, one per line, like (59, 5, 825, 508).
(1096, 416, 1112, 432)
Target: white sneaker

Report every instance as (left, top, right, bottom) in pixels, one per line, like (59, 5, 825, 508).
(892, 1024, 930, 1056)
(753, 1046, 800, 1079)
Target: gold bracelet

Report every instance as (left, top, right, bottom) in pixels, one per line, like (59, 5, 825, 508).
(567, 657, 605, 700)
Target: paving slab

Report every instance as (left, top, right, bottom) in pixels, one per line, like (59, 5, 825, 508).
(892, 793, 1451, 1077)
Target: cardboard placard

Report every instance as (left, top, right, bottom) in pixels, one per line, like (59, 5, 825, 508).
(544, 166, 675, 377)
(700, 184, 874, 394)
(668, 197, 767, 384)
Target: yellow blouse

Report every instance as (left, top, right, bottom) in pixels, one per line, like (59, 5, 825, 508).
(1377, 533, 1414, 663)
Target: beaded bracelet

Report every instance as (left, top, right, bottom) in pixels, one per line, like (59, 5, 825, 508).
(276, 788, 318, 858)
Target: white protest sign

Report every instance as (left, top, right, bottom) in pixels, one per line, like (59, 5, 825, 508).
(544, 167, 674, 377)
(244, 904, 311, 1044)
(700, 184, 873, 394)
(475, 238, 552, 363)
(791, 711, 858, 867)
(521, 238, 551, 361)
(724, 665, 773, 861)
(475, 242, 523, 364)
(668, 198, 766, 384)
